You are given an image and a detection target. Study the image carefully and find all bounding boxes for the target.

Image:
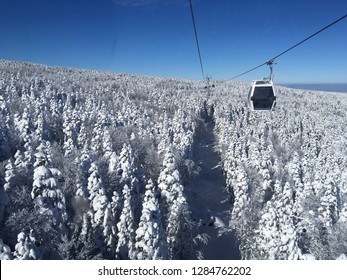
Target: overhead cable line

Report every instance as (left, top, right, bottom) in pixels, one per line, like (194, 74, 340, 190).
(188, 0, 205, 80)
(229, 13, 347, 80)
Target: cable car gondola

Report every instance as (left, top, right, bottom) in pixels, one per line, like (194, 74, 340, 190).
(248, 61, 276, 111)
(248, 80, 276, 110)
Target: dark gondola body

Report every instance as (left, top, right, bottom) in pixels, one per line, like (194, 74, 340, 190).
(248, 80, 276, 111)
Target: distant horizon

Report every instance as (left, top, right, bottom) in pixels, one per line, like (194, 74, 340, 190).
(2, 59, 347, 91)
(280, 83, 347, 93)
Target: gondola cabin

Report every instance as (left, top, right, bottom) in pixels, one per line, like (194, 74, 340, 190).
(248, 80, 276, 111)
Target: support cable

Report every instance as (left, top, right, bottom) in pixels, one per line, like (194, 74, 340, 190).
(189, 0, 205, 80)
(229, 13, 347, 80)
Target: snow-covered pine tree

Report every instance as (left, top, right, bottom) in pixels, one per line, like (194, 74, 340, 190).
(158, 149, 192, 259)
(258, 157, 273, 202)
(0, 126, 11, 162)
(117, 143, 141, 220)
(116, 184, 136, 259)
(102, 190, 121, 255)
(77, 118, 88, 149)
(158, 149, 180, 205)
(31, 146, 67, 229)
(62, 106, 76, 156)
(14, 231, 41, 260)
(339, 203, 347, 223)
(117, 144, 136, 184)
(34, 102, 48, 142)
(102, 129, 114, 159)
(108, 151, 118, 174)
(91, 109, 110, 153)
(71, 152, 92, 230)
(273, 181, 301, 260)
(0, 239, 13, 260)
(255, 201, 279, 259)
(103, 202, 117, 255)
(3, 158, 17, 191)
(288, 152, 305, 216)
(13, 107, 33, 144)
(231, 164, 249, 223)
(87, 163, 107, 225)
(135, 179, 167, 260)
(318, 175, 338, 229)
(22, 138, 34, 170)
(86, 162, 114, 250)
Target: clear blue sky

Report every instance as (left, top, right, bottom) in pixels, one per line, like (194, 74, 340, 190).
(0, 0, 346, 83)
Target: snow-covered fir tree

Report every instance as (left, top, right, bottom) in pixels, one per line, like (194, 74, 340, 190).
(158, 149, 192, 259)
(31, 145, 67, 228)
(0, 239, 13, 260)
(3, 159, 17, 191)
(14, 231, 41, 260)
(135, 179, 167, 260)
(116, 184, 136, 259)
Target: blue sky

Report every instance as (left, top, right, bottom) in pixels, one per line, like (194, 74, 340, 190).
(0, 0, 346, 83)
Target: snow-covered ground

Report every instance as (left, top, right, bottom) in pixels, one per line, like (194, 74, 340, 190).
(186, 120, 240, 259)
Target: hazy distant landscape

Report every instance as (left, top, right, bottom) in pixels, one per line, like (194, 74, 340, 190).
(282, 83, 347, 93)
